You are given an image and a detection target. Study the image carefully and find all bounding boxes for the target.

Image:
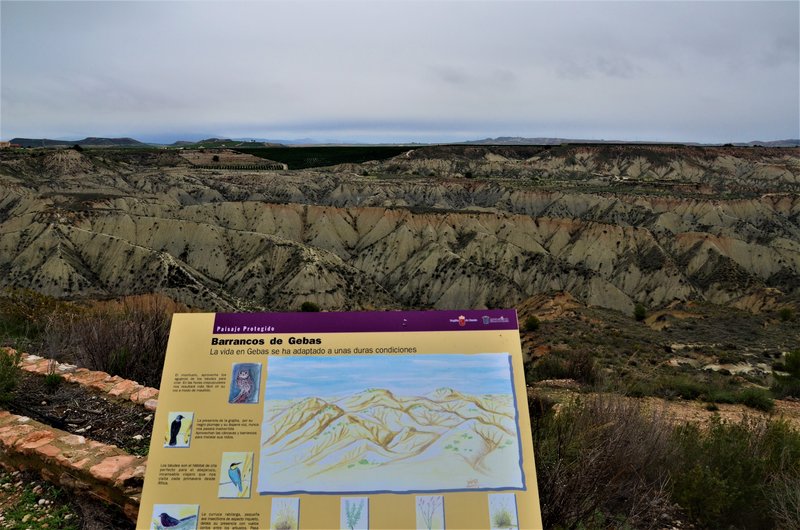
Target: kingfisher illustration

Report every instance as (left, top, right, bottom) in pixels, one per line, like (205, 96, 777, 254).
(228, 461, 243, 492)
(231, 367, 254, 403)
(169, 415, 184, 446)
(158, 511, 197, 528)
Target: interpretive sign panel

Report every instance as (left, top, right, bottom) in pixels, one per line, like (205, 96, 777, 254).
(138, 310, 543, 529)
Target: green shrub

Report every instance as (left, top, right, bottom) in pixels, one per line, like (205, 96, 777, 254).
(736, 387, 774, 412)
(772, 377, 800, 399)
(526, 349, 598, 386)
(44, 372, 62, 391)
(0, 288, 71, 341)
(300, 301, 320, 312)
(633, 304, 647, 322)
(778, 307, 794, 322)
(527, 355, 570, 381)
(0, 349, 21, 404)
(533, 396, 800, 529)
(636, 374, 705, 401)
(523, 315, 540, 332)
(772, 350, 800, 398)
(671, 417, 800, 529)
(784, 350, 800, 378)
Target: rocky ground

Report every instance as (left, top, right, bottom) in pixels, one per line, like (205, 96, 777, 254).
(0, 467, 132, 530)
(4, 372, 152, 456)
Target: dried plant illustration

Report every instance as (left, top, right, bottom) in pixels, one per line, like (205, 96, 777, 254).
(416, 496, 443, 530)
(270, 499, 299, 530)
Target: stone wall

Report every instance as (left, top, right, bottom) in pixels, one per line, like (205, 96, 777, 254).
(0, 348, 159, 521)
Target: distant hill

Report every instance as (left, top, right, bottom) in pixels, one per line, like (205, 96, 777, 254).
(738, 139, 800, 147)
(463, 137, 588, 145)
(169, 138, 287, 148)
(11, 137, 148, 148)
(464, 137, 800, 147)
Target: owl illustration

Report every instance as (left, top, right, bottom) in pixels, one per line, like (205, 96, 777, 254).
(231, 368, 254, 403)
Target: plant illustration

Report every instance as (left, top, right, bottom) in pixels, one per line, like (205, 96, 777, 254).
(491, 497, 517, 529)
(416, 496, 443, 530)
(344, 498, 364, 530)
(272, 503, 297, 530)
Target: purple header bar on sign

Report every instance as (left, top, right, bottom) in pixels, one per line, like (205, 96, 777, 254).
(213, 309, 518, 334)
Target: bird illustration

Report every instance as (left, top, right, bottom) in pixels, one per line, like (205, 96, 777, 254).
(169, 415, 184, 446)
(158, 512, 197, 529)
(228, 462, 243, 492)
(231, 368, 254, 403)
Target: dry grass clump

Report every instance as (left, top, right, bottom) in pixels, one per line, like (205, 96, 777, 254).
(534, 395, 674, 529)
(45, 294, 184, 387)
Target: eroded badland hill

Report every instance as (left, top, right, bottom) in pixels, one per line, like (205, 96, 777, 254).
(0, 144, 798, 315)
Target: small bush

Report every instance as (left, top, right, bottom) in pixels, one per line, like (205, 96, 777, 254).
(778, 307, 794, 322)
(634, 304, 647, 322)
(772, 350, 800, 398)
(526, 349, 598, 387)
(0, 288, 71, 341)
(671, 417, 800, 529)
(772, 377, 800, 399)
(784, 350, 800, 378)
(0, 350, 21, 404)
(48, 295, 175, 388)
(44, 372, 62, 391)
(769, 472, 800, 529)
(736, 387, 774, 412)
(534, 396, 674, 528)
(300, 301, 320, 312)
(523, 315, 540, 332)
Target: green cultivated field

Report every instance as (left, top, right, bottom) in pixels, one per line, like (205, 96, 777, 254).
(237, 146, 414, 169)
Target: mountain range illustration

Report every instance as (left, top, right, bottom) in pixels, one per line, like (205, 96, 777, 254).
(259, 387, 523, 493)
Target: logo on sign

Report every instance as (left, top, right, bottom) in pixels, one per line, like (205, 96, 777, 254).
(482, 316, 491, 325)
(458, 315, 466, 327)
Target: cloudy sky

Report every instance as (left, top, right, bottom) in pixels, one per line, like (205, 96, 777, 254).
(263, 354, 513, 399)
(2, 1, 798, 143)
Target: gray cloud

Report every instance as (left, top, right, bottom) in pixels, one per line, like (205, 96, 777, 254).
(1, 1, 797, 143)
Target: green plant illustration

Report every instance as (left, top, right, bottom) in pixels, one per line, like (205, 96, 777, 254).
(490, 495, 518, 530)
(344, 498, 364, 530)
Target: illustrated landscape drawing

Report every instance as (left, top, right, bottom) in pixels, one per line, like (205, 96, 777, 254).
(258, 354, 523, 494)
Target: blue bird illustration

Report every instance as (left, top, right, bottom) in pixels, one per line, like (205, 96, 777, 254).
(159, 512, 197, 528)
(228, 462, 243, 492)
(169, 415, 184, 446)
(231, 368, 254, 403)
